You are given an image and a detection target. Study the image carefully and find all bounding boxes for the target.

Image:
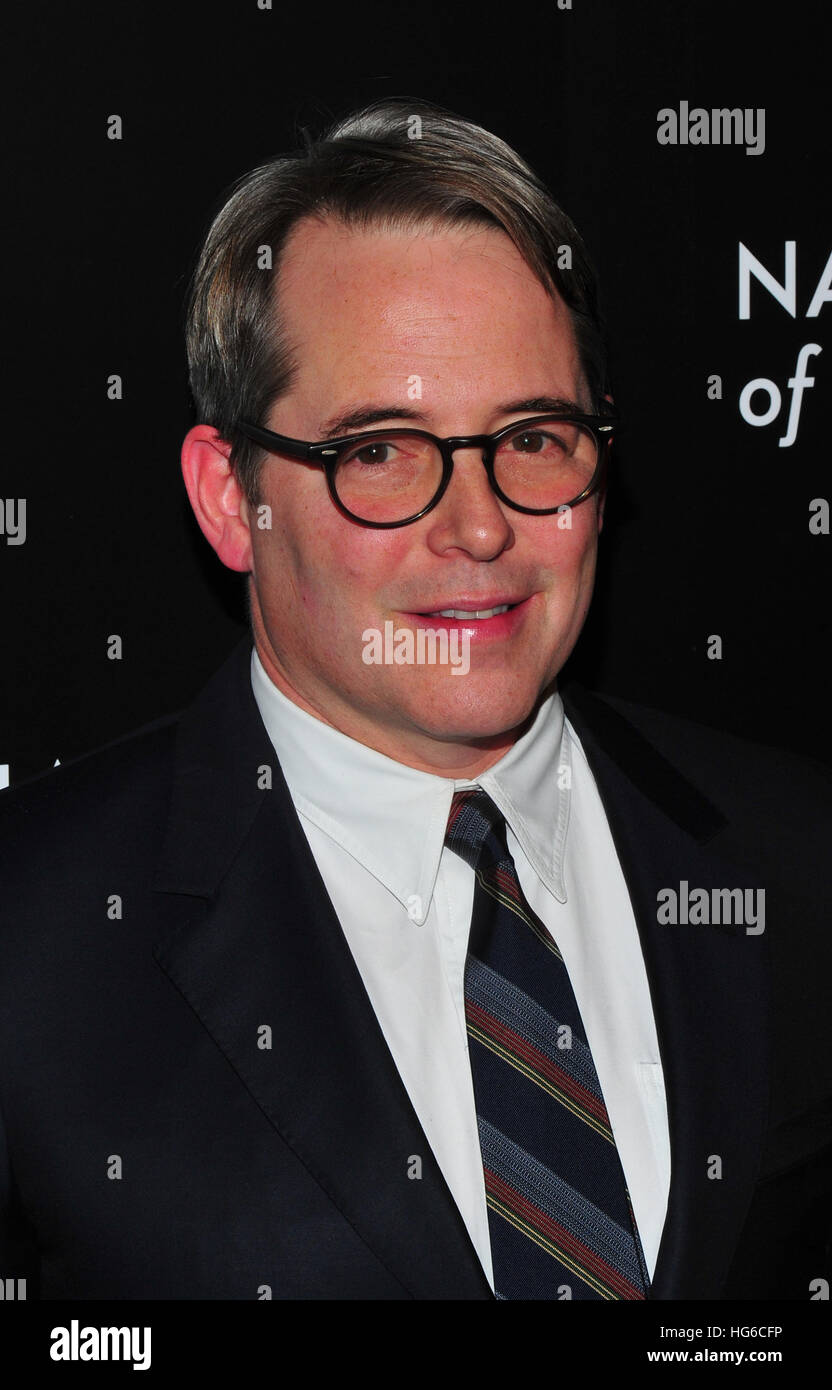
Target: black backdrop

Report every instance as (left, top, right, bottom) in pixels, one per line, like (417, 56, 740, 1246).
(3, 0, 830, 787)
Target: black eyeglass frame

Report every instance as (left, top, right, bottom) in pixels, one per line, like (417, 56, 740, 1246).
(236, 411, 616, 529)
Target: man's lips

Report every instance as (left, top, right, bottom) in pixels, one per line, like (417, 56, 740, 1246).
(408, 594, 529, 618)
(397, 594, 534, 640)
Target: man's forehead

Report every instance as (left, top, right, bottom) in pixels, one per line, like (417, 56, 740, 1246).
(276, 214, 564, 322)
(273, 214, 583, 410)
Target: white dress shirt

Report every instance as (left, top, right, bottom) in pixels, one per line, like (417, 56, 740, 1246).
(251, 648, 671, 1289)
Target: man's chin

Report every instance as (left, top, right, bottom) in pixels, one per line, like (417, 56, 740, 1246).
(397, 679, 545, 747)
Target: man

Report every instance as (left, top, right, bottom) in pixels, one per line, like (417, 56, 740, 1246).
(1, 99, 830, 1301)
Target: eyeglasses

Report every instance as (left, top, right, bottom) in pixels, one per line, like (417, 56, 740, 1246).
(237, 411, 615, 529)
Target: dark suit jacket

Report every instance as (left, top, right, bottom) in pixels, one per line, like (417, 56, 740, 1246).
(1, 636, 830, 1299)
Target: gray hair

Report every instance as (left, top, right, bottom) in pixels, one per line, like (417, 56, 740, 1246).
(185, 98, 608, 505)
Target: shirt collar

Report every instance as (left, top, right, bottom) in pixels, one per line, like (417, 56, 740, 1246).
(250, 647, 571, 922)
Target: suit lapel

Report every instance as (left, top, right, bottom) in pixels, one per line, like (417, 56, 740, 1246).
(152, 636, 492, 1300)
(561, 684, 771, 1298)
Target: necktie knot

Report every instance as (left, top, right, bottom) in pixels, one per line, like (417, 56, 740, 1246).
(445, 788, 508, 873)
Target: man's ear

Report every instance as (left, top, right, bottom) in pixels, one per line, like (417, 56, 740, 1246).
(180, 424, 253, 573)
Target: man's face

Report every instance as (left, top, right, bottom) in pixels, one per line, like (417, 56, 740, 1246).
(244, 217, 604, 773)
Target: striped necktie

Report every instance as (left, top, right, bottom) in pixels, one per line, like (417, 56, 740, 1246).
(445, 788, 650, 1301)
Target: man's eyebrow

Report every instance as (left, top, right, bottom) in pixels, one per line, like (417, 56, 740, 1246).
(318, 405, 425, 438)
(317, 396, 586, 439)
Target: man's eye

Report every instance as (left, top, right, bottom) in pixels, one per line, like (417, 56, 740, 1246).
(348, 442, 396, 465)
(512, 431, 547, 453)
(508, 429, 570, 455)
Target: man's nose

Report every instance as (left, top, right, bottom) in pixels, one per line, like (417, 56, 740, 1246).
(423, 446, 514, 560)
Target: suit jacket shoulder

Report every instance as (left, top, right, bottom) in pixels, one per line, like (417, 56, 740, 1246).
(586, 688, 832, 833)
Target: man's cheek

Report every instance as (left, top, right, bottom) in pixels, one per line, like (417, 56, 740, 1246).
(289, 581, 376, 665)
